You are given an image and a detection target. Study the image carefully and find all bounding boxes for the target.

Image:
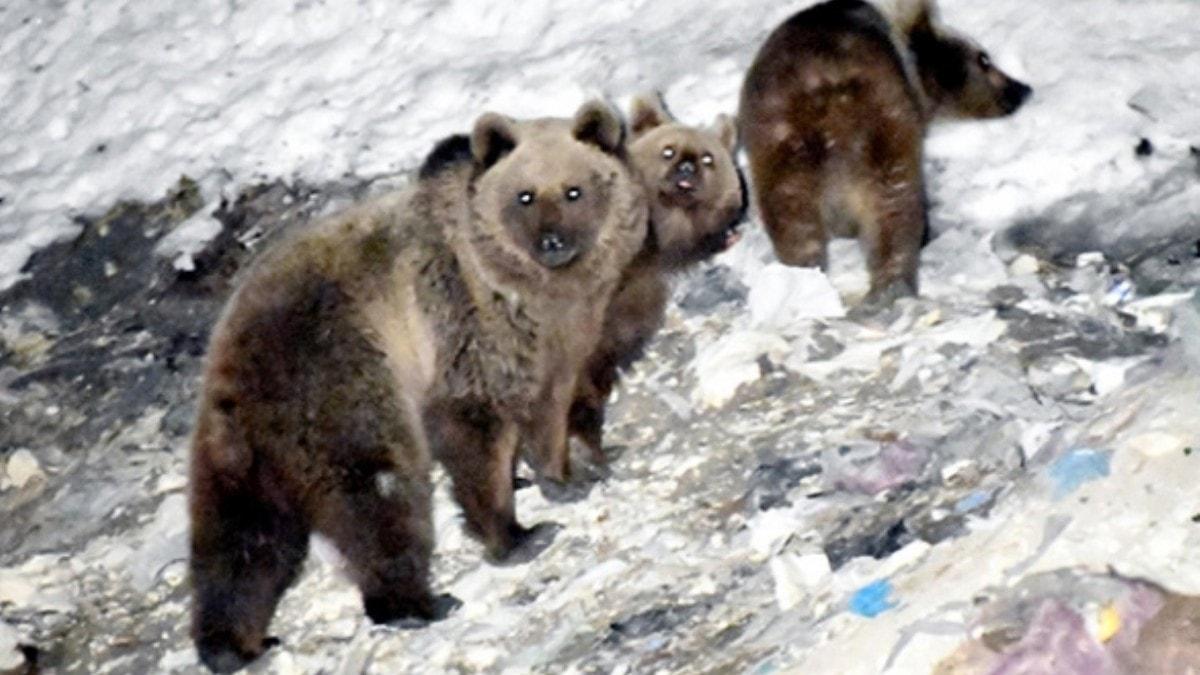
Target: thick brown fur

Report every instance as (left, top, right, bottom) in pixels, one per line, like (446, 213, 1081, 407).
(567, 94, 748, 464)
(739, 0, 1032, 306)
(188, 102, 646, 672)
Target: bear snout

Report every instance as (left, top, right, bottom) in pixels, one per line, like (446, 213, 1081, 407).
(535, 229, 580, 269)
(1002, 80, 1033, 114)
(673, 159, 702, 192)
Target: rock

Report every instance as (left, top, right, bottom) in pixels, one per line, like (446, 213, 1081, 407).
(1027, 356, 1091, 401)
(939, 459, 978, 486)
(5, 450, 44, 490)
(987, 285, 1027, 310)
(128, 494, 189, 592)
(676, 265, 747, 315)
(1008, 254, 1041, 277)
(0, 570, 38, 606)
(0, 622, 24, 673)
(153, 471, 187, 495)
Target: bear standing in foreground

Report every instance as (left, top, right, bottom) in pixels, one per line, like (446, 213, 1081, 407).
(188, 102, 646, 672)
(564, 94, 748, 469)
(739, 0, 1032, 307)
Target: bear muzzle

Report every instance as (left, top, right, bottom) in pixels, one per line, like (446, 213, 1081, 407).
(1001, 79, 1033, 114)
(535, 230, 580, 269)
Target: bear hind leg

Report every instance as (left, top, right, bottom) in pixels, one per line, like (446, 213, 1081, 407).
(313, 465, 456, 626)
(190, 481, 309, 673)
(758, 169, 828, 269)
(856, 180, 924, 308)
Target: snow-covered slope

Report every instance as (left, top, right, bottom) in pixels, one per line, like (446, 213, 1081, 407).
(2, 1, 1200, 674)
(3, 0, 1198, 290)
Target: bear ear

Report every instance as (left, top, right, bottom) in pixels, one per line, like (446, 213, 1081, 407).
(629, 93, 672, 138)
(893, 0, 938, 36)
(572, 100, 625, 155)
(713, 114, 738, 152)
(471, 112, 519, 169)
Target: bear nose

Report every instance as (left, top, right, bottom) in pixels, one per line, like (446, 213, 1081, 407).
(675, 160, 699, 192)
(536, 231, 578, 268)
(539, 231, 565, 252)
(1003, 80, 1033, 113)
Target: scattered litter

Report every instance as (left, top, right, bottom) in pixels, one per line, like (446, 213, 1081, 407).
(850, 580, 897, 618)
(749, 509, 805, 560)
(1097, 603, 1121, 643)
(1130, 431, 1190, 459)
(1103, 276, 1135, 306)
(770, 552, 831, 611)
(1047, 448, 1111, 499)
(692, 331, 790, 408)
(955, 490, 992, 515)
(748, 264, 846, 328)
(985, 600, 1115, 673)
(824, 440, 930, 496)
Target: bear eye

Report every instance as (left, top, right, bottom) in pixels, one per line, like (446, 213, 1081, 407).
(565, 186, 583, 201)
(701, 153, 715, 166)
(662, 146, 676, 160)
(518, 190, 535, 206)
(977, 52, 992, 70)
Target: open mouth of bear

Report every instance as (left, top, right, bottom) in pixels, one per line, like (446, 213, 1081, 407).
(723, 221, 743, 249)
(535, 231, 579, 269)
(693, 220, 743, 259)
(660, 183, 702, 208)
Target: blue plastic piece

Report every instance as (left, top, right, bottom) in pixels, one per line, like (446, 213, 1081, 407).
(1048, 448, 1111, 499)
(955, 489, 991, 514)
(850, 580, 896, 618)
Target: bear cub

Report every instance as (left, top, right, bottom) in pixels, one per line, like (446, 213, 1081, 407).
(740, 0, 1032, 307)
(188, 102, 646, 672)
(565, 94, 748, 469)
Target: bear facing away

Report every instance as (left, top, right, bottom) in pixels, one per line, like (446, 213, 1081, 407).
(188, 101, 646, 673)
(739, 0, 1032, 307)
(565, 94, 748, 469)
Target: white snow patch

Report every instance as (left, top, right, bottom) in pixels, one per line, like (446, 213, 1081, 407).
(154, 210, 223, 272)
(4, 0, 1196, 291)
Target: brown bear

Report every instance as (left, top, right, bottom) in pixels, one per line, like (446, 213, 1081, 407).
(739, 0, 1032, 307)
(565, 94, 748, 467)
(188, 101, 646, 672)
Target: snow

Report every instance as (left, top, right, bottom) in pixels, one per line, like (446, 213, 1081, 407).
(5, 0, 1196, 290)
(154, 210, 222, 271)
(4, 0, 1200, 673)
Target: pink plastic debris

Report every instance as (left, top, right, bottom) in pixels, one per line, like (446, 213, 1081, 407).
(825, 440, 931, 496)
(988, 600, 1118, 675)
